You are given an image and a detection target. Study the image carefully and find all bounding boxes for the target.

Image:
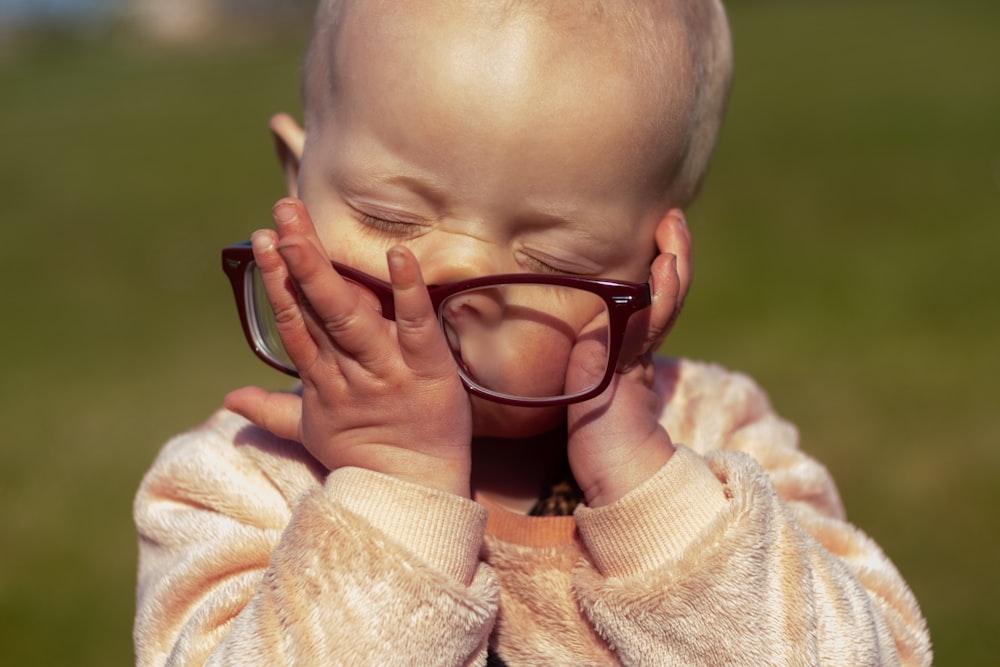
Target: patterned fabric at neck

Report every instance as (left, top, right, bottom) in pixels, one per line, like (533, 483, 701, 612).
(528, 472, 584, 517)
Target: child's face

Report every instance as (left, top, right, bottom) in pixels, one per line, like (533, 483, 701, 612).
(285, 1, 685, 437)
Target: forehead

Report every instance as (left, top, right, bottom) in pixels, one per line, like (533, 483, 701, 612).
(333, 2, 629, 113)
(308, 0, 690, 190)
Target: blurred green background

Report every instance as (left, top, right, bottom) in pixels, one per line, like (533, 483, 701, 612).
(1, 1, 997, 664)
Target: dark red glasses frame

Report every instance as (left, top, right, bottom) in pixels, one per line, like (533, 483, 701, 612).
(222, 240, 651, 406)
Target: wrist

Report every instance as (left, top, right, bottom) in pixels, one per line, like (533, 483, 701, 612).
(392, 461, 472, 498)
(325, 444, 472, 499)
(326, 467, 485, 583)
(575, 445, 728, 578)
(566, 370, 676, 508)
(577, 429, 675, 508)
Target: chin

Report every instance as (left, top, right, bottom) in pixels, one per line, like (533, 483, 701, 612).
(470, 399, 567, 439)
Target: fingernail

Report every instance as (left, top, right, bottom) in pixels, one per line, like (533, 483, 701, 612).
(386, 247, 406, 271)
(251, 230, 274, 252)
(272, 200, 298, 227)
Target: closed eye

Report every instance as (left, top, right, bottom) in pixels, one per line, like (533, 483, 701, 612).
(357, 212, 424, 239)
(514, 248, 602, 277)
(515, 251, 585, 276)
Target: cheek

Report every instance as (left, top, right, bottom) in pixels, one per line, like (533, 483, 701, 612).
(302, 205, 389, 277)
(459, 328, 576, 398)
(450, 297, 608, 399)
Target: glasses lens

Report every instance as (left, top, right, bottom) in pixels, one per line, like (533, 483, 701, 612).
(439, 283, 610, 402)
(247, 263, 294, 372)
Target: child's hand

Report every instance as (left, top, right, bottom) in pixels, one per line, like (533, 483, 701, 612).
(565, 212, 690, 507)
(225, 199, 473, 497)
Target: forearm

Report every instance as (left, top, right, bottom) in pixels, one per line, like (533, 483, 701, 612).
(134, 421, 497, 666)
(573, 448, 930, 666)
(206, 480, 496, 666)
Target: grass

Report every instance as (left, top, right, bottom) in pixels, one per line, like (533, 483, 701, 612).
(0, 1, 997, 663)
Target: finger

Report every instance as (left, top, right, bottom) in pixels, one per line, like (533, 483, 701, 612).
(224, 386, 303, 442)
(271, 198, 387, 324)
(565, 333, 611, 395)
(386, 246, 456, 373)
(277, 234, 388, 363)
(272, 197, 326, 252)
(251, 230, 319, 371)
(647, 251, 682, 349)
(667, 210, 692, 312)
(615, 251, 679, 373)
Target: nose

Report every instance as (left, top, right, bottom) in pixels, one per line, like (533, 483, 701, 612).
(439, 287, 506, 385)
(408, 231, 503, 286)
(442, 288, 505, 331)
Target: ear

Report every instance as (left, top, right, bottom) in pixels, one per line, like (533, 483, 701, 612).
(269, 113, 305, 197)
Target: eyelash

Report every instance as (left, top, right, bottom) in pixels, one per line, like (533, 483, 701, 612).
(357, 213, 421, 238)
(516, 251, 575, 276)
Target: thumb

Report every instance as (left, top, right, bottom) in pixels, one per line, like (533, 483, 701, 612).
(224, 386, 303, 442)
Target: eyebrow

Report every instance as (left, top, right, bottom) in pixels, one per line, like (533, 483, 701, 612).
(365, 172, 450, 208)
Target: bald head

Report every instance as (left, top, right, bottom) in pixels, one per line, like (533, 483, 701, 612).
(301, 0, 731, 208)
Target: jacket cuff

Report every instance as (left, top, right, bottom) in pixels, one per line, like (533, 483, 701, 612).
(575, 445, 729, 578)
(325, 467, 486, 585)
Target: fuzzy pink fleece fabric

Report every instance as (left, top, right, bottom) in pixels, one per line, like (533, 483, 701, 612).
(134, 358, 931, 666)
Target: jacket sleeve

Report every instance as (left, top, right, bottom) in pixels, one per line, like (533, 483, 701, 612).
(133, 411, 498, 666)
(572, 360, 932, 666)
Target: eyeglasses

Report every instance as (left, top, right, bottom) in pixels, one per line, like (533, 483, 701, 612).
(222, 241, 651, 407)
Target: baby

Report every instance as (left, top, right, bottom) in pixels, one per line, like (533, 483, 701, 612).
(134, 1, 932, 665)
